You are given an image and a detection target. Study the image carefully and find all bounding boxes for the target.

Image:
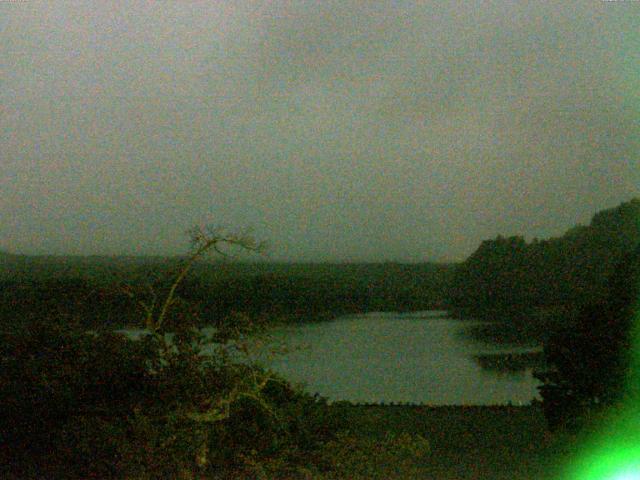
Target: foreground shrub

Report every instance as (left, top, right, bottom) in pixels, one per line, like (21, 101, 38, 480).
(0, 227, 348, 479)
(0, 319, 343, 478)
(318, 430, 431, 479)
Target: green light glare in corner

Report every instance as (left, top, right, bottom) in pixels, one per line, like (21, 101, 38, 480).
(564, 297, 640, 480)
(611, 468, 640, 480)
(568, 443, 640, 480)
(579, 452, 640, 480)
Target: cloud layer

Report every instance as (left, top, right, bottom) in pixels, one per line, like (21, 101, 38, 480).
(2, 1, 638, 260)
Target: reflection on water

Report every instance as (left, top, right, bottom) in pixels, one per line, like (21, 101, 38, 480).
(259, 311, 543, 405)
(472, 351, 546, 374)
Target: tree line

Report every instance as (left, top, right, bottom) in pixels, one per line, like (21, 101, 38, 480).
(448, 197, 640, 430)
(448, 198, 640, 322)
(0, 260, 455, 332)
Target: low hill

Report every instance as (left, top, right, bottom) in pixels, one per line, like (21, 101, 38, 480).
(449, 197, 640, 324)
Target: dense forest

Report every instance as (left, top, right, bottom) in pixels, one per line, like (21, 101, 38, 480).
(448, 198, 640, 341)
(536, 243, 640, 430)
(0, 257, 455, 332)
(447, 198, 640, 430)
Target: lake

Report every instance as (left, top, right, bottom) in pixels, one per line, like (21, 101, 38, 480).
(120, 310, 543, 405)
(257, 311, 543, 405)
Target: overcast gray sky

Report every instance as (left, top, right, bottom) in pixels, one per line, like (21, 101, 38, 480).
(2, 1, 638, 261)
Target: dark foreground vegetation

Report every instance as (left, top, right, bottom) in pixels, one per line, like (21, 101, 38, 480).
(0, 230, 334, 478)
(1, 198, 639, 478)
(1, 322, 353, 479)
(0, 229, 451, 479)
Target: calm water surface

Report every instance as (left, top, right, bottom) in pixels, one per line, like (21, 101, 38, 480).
(260, 311, 542, 405)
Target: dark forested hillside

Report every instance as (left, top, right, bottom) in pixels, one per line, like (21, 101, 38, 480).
(449, 198, 640, 321)
(535, 236, 640, 430)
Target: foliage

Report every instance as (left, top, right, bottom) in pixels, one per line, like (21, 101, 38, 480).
(0, 226, 345, 479)
(445, 198, 640, 429)
(0, 262, 455, 332)
(317, 430, 430, 479)
(449, 198, 640, 328)
(535, 245, 640, 431)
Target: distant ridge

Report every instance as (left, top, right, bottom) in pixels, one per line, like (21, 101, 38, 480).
(0, 251, 451, 267)
(0, 253, 188, 261)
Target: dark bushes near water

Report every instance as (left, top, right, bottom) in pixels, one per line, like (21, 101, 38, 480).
(535, 245, 640, 431)
(0, 320, 343, 479)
